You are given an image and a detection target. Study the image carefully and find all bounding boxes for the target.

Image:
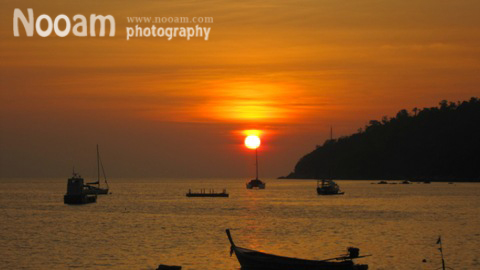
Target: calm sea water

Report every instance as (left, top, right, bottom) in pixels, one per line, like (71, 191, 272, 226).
(0, 178, 478, 270)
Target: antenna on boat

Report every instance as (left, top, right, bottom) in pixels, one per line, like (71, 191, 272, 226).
(330, 125, 333, 141)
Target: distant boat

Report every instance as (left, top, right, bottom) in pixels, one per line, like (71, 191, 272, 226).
(246, 147, 265, 189)
(401, 180, 411, 184)
(226, 229, 369, 270)
(316, 127, 344, 196)
(84, 145, 109, 195)
(377, 181, 388, 184)
(246, 179, 266, 189)
(64, 172, 96, 204)
(186, 189, 229, 197)
(317, 179, 345, 195)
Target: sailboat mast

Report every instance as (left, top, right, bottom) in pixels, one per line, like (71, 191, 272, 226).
(97, 144, 100, 187)
(255, 148, 259, 180)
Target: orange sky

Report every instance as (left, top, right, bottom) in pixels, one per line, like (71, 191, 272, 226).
(1, 0, 479, 178)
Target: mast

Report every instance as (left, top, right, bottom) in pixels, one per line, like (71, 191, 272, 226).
(255, 148, 259, 180)
(97, 144, 100, 187)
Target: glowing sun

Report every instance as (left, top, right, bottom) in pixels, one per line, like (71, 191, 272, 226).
(245, 135, 261, 149)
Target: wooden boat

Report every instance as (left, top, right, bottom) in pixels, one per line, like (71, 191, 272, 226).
(317, 179, 344, 195)
(64, 172, 97, 204)
(84, 145, 109, 195)
(186, 189, 229, 197)
(226, 229, 369, 270)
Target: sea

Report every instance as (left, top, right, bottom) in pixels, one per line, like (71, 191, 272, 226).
(0, 178, 479, 270)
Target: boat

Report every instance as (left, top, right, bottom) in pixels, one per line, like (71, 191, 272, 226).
(316, 127, 344, 196)
(317, 179, 345, 195)
(377, 181, 388, 184)
(64, 172, 97, 204)
(246, 179, 266, 189)
(84, 145, 109, 195)
(246, 147, 265, 189)
(186, 189, 229, 197)
(401, 180, 411, 184)
(226, 229, 369, 270)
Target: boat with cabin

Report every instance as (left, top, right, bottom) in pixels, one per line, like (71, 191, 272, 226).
(64, 172, 97, 204)
(317, 179, 345, 195)
(226, 229, 369, 270)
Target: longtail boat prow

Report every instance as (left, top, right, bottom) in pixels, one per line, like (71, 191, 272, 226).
(226, 229, 369, 270)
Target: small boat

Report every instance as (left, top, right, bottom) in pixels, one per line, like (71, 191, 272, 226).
(246, 179, 266, 189)
(64, 172, 97, 204)
(186, 189, 229, 197)
(401, 180, 411, 184)
(226, 229, 369, 270)
(84, 145, 109, 195)
(317, 179, 344, 195)
(377, 181, 388, 184)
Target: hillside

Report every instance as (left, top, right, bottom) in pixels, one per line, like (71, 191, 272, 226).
(283, 97, 480, 181)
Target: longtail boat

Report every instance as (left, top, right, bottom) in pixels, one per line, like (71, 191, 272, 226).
(226, 229, 369, 270)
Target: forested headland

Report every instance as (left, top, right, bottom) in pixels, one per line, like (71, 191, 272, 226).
(282, 97, 480, 182)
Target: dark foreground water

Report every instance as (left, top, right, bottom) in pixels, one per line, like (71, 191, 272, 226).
(0, 178, 479, 269)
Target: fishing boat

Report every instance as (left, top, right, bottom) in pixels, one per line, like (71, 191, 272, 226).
(186, 189, 229, 197)
(64, 172, 97, 204)
(317, 179, 345, 195)
(226, 229, 369, 270)
(84, 145, 109, 195)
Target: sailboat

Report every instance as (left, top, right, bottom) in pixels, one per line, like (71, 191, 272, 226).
(246, 147, 265, 189)
(317, 127, 344, 195)
(84, 145, 109, 195)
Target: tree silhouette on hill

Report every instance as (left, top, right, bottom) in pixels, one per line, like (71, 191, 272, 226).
(283, 97, 480, 181)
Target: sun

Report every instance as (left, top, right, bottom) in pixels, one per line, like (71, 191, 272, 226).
(245, 135, 261, 149)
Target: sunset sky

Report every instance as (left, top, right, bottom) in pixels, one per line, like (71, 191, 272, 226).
(1, 0, 479, 178)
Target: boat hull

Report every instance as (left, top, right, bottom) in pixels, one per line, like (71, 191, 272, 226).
(84, 186, 109, 195)
(234, 247, 358, 270)
(64, 194, 96, 204)
(186, 193, 229, 197)
(317, 188, 345, 195)
(246, 179, 266, 189)
(226, 229, 368, 270)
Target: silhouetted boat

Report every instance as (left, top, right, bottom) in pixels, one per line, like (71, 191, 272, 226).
(64, 172, 96, 204)
(246, 146, 266, 189)
(377, 181, 388, 184)
(317, 179, 344, 195)
(186, 189, 229, 197)
(226, 229, 369, 270)
(246, 179, 266, 189)
(84, 145, 109, 195)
